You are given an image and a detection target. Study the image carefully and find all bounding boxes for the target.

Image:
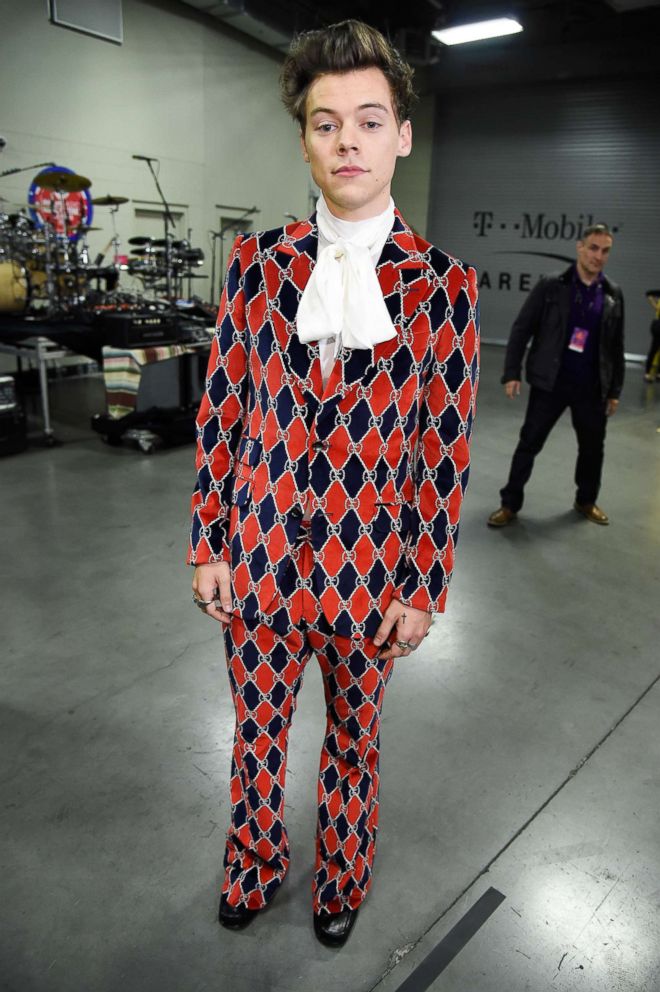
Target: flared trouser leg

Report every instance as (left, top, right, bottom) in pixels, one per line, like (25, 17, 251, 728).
(220, 534, 393, 913)
(308, 627, 394, 914)
(222, 617, 311, 910)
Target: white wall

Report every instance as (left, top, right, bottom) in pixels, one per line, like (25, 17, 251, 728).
(1, 0, 435, 305)
(392, 91, 435, 239)
(0, 0, 311, 299)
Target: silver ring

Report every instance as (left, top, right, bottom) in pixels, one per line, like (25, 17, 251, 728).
(192, 595, 215, 609)
(396, 640, 413, 650)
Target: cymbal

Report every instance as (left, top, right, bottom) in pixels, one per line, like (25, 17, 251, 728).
(130, 247, 161, 256)
(35, 169, 92, 193)
(8, 212, 37, 228)
(128, 236, 152, 246)
(152, 238, 188, 249)
(92, 194, 129, 206)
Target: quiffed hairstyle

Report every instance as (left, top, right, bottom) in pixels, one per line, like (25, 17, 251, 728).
(280, 19, 416, 128)
(581, 223, 613, 240)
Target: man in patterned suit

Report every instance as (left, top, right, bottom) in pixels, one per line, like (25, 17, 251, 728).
(189, 19, 479, 947)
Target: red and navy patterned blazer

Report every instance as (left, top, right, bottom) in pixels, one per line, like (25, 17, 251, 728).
(189, 211, 479, 639)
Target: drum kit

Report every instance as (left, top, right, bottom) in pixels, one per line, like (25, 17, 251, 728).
(0, 168, 206, 318)
(126, 235, 205, 297)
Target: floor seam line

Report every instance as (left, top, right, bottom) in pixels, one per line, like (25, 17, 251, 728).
(367, 670, 660, 992)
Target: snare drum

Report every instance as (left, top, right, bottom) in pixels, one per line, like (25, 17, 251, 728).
(0, 260, 28, 313)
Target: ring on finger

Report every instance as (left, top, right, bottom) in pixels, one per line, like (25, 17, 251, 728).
(192, 595, 215, 609)
(396, 640, 413, 650)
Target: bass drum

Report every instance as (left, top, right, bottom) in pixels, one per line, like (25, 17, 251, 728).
(0, 259, 29, 313)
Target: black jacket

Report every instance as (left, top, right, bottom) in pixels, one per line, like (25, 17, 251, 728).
(502, 266, 625, 400)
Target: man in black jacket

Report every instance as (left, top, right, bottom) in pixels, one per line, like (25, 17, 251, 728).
(488, 223, 624, 527)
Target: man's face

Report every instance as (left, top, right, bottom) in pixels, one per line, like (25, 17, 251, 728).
(300, 67, 412, 221)
(576, 233, 613, 280)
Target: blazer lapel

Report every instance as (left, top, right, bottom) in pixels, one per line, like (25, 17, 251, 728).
(271, 218, 323, 401)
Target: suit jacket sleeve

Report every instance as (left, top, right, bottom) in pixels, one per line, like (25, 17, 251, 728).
(394, 265, 480, 614)
(188, 235, 248, 565)
(502, 277, 547, 383)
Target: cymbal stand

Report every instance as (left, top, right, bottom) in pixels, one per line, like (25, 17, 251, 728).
(135, 156, 177, 301)
(48, 189, 73, 313)
(162, 232, 175, 302)
(0, 160, 55, 179)
(106, 201, 123, 293)
(104, 200, 120, 263)
(74, 230, 90, 307)
(186, 227, 193, 300)
(57, 191, 76, 309)
(43, 194, 58, 315)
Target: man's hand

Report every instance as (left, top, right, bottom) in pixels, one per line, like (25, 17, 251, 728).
(606, 398, 619, 417)
(372, 599, 433, 660)
(504, 380, 521, 399)
(192, 562, 233, 624)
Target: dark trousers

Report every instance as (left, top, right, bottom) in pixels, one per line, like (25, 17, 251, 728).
(500, 381, 607, 513)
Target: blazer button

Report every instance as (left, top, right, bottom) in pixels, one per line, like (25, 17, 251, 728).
(311, 440, 329, 451)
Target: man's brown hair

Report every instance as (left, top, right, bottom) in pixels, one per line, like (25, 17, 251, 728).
(280, 19, 416, 128)
(580, 223, 613, 241)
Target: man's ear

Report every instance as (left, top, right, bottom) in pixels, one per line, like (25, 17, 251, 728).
(397, 120, 412, 159)
(300, 131, 310, 163)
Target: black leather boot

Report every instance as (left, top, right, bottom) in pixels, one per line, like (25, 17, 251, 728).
(218, 893, 261, 930)
(313, 907, 359, 947)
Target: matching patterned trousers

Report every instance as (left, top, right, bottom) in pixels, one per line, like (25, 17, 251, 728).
(221, 527, 394, 915)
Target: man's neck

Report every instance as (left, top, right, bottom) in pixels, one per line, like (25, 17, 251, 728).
(322, 192, 393, 223)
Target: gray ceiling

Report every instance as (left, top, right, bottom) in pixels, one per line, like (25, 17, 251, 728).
(178, 0, 660, 87)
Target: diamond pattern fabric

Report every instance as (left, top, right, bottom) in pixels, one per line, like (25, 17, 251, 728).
(222, 533, 393, 913)
(189, 212, 480, 641)
(189, 209, 479, 914)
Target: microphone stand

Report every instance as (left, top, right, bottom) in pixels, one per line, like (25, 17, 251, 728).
(0, 161, 55, 179)
(208, 206, 259, 306)
(136, 157, 177, 302)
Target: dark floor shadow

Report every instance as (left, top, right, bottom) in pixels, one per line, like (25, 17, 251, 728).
(485, 509, 578, 543)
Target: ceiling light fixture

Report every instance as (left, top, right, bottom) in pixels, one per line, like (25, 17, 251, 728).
(432, 17, 523, 46)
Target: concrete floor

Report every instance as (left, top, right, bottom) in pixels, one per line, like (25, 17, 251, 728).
(1, 345, 659, 992)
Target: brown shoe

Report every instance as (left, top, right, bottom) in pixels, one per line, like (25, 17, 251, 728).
(574, 502, 609, 525)
(487, 506, 517, 527)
